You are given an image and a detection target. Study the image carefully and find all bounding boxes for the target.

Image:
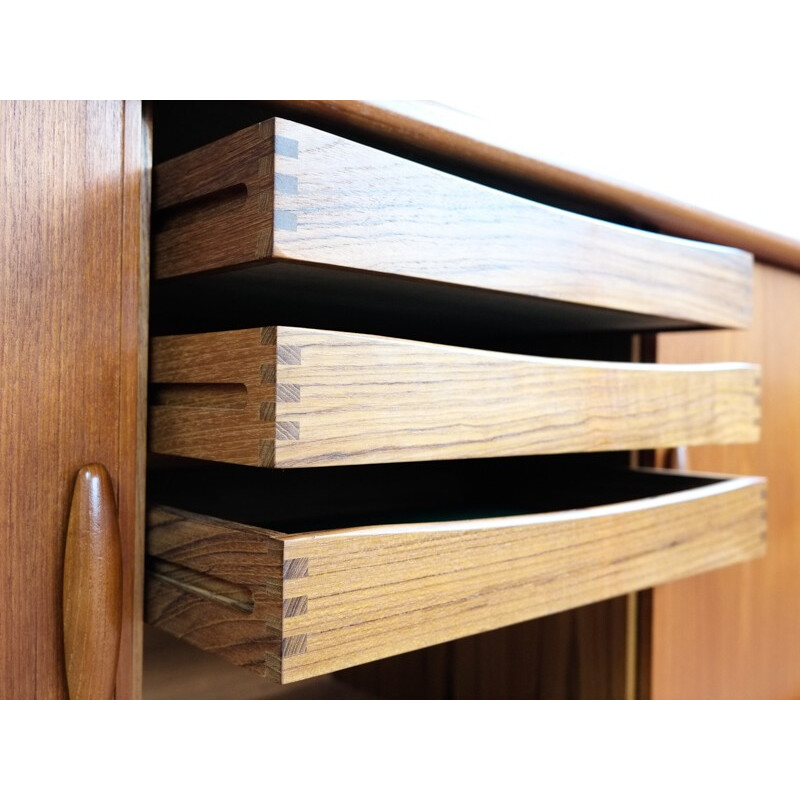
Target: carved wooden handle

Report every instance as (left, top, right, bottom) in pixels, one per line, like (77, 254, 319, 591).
(63, 464, 122, 700)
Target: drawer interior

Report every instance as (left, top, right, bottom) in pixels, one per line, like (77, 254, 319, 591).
(148, 454, 720, 533)
(146, 455, 764, 686)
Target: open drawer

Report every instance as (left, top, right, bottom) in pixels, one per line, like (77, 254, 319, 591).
(153, 117, 753, 331)
(145, 461, 766, 683)
(149, 325, 760, 467)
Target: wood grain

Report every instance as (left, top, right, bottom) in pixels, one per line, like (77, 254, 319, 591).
(260, 101, 800, 273)
(0, 102, 145, 699)
(153, 118, 753, 329)
(63, 465, 123, 700)
(149, 325, 760, 468)
(116, 100, 151, 700)
(450, 599, 630, 699)
(142, 625, 373, 700)
(341, 598, 630, 700)
(335, 642, 452, 700)
(651, 263, 800, 698)
(146, 471, 765, 683)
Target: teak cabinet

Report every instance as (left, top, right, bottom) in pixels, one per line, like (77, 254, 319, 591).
(2, 100, 797, 699)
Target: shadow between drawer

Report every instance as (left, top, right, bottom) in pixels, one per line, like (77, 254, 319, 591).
(145, 468, 766, 683)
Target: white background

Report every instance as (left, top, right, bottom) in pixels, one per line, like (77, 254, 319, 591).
(2, 0, 796, 792)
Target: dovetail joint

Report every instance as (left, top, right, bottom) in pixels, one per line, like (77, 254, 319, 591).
(274, 173, 298, 194)
(274, 135, 299, 158)
(282, 634, 307, 657)
(276, 421, 300, 440)
(274, 210, 297, 232)
(255, 229, 272, 259)
(258, 439, 275, 466)
(276, 383, 301, 402)
(283, 558, 309, 579)
(283, 596, 308, 618)
(261, 327, 277, 346)
(277, 345, 301, 365)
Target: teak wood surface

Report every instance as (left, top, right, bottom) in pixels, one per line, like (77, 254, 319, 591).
(0, 101, 148, 699)
(149, 326, 760, 468)
(340, 598, 630, 700)
(651, 263, 800, 698)
(145, 472, 765, 683)
(153, 118, 753, 329)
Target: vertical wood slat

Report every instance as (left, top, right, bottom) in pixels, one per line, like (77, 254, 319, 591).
(116, 100, 151, 700)
(0, 101, 144, 699)
(651, 263, 800, 698)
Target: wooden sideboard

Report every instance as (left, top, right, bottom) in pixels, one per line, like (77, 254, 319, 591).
(2, 100, 797, 699)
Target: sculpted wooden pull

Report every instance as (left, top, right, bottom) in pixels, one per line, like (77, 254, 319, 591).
(63, 464, 122, 700)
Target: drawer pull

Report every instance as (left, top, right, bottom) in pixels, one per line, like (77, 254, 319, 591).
(62, 464, 122, 700)
(155, 182, 248, 232)
(151, 383, 247, 410)
(147, 557, 254, 614)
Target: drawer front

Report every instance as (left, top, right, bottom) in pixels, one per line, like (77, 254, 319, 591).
(149, 325, 760, 468)
(153, 118, 752, 329)
(145, 470, 766, 683)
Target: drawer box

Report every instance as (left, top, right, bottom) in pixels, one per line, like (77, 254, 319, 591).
(153, 117, 753, 330)
(145, 465, 766, 683)
(149, 325, 760, 468)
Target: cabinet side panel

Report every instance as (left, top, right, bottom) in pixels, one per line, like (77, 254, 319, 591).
(652, 263, 796, 698)
(0, 101, 132, 698)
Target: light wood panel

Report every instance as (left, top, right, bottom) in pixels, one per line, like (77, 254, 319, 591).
(652, 263, 800, 698)
(153, 117, 753, 329)
(0, 102, 147, 699)
(146, 471, 765, 683)
(149, 325, 760, 468)
(259, 101, 800, 272)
